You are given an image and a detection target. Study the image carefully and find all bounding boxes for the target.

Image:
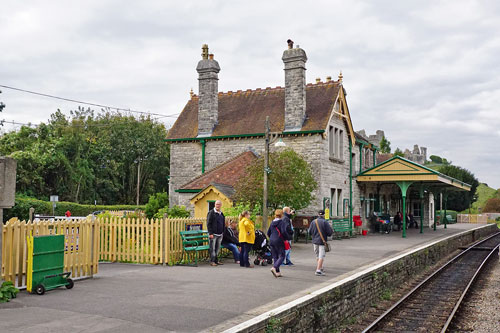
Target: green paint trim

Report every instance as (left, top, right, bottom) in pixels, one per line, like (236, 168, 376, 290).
(175, 189, 201, 193)
(349, 139, 353, 236)
(355, 138, 379, 150)
(358, 172, 436, 177)
(164, 130, 325, 142)
(201, 139, 206, 174)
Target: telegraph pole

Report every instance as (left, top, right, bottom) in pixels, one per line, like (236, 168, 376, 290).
(262, 116, 270, 232)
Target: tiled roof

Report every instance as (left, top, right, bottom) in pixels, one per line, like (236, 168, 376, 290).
(166, 81, 341, 140)
(377, 153, 393, 164)
(180, 151, 258, 190)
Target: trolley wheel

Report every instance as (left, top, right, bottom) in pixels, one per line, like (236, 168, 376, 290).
(261, 261, 268, 266)
(254, 259, 260, 265)
(35, 284, 45, 295)
(65, 278, 74, 289)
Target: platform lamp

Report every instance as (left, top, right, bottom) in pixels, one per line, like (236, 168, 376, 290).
(262, 116, 286, 232)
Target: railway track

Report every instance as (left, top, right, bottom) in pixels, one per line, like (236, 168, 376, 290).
(362, 232, 500, 333)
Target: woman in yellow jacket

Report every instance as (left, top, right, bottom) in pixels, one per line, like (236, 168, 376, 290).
(238, 211, 255, 268)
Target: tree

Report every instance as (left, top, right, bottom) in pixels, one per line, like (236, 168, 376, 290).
(234, 149, 317, 211)
(379, 135, 391, 154)
(483, 198, 500, 213)
(0, 108, 170, 205)
(429, 155, 443, 164)
(393, 148, 404, 157)
(438, 164, 479, 211)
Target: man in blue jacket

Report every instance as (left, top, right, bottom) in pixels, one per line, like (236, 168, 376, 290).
(207, 200, 225, 266)
(308, 210, 333, 276)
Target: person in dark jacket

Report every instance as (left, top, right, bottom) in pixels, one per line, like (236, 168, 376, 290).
(282, 207, 294, 265)
(222, 219, 240, 263)
(394, 211, 402, 231)
(308, 210, 333, 276)
(267, 209, 293, 277)
(207, 200, 225, 266)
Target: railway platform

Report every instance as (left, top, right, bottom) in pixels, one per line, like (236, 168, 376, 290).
(0, 223, 494, 333)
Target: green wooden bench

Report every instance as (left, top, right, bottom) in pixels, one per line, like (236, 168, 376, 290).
(331, 218, 352, 239)
(179, 230, 210, 266)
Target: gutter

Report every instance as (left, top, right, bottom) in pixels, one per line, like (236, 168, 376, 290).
(164, 130, 325, 143)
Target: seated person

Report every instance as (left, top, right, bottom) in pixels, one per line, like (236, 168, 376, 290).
(408, 213, 418, 229)
(222, 219, 240, 264)
(394, 211, 402, 231)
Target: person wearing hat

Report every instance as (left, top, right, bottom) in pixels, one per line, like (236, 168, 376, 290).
(308, 210, 333, 276)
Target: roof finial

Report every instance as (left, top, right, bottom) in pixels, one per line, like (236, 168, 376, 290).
(190, 88, 194, 98)
(338, 71, 343, 82)
(201, 44, 209, 60)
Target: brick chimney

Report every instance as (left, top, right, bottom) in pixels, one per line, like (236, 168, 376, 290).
(196, 44, 220, 137)
(282, 39, 307, 131)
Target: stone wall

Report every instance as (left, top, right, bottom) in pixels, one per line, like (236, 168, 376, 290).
(231, 224, 497, 333)
(169, 134, 330, 216)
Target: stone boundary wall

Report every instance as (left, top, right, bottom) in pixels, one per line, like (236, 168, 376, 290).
(223, 224, 498, 333)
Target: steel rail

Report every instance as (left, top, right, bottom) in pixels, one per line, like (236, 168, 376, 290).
(440, 241, 500, 332)
(362, 231, 500, 333)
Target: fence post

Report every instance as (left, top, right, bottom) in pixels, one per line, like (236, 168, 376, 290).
(90, 215, 95, 278)
(162, 214, 167, 266)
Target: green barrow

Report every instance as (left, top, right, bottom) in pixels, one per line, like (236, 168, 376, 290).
(27, 234, 74, 295)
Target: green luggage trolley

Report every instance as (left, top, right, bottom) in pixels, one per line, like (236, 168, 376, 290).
(27, 234, 74, 295)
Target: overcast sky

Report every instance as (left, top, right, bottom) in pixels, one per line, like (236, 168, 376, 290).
(1, 0, 499, 189)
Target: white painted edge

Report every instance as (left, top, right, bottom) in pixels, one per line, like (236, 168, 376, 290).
(222, 224, 493, 333)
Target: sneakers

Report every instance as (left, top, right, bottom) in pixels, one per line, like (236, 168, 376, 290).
(210, 262, 217, 267)
(315, 270, 326, 276)
(216, 262, 224, 265)
(246, 264, 254, 268)
(270, 267, 278, 278)
(235, 261, 240, 264)
(286, 261, 294, 266)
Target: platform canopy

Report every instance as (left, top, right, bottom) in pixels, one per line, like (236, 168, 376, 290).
(356, 156, 471, 238)
(356, 156, 471, 191)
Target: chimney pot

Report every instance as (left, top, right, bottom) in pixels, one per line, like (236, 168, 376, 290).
(316, 78, 321, 83)
(209, 54, 214, 60)
(201, 44, 209, 60)
(326, 76, 332, 81)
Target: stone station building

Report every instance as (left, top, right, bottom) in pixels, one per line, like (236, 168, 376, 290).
(165, 41, 467, 233)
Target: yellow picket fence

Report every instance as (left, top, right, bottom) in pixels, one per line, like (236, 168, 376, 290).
(2, 216, 234, 286)
(457, 214, 488, 223)
(1, 218, 100, 287)
(97, 217, 210, 265)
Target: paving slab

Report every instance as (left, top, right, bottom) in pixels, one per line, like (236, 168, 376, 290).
(0, 224, 490, 332)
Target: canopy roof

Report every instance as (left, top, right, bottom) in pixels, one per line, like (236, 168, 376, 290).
(356, 156, 471, 191)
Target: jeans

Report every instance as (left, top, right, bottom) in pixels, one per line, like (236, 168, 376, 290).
(223, 242, 240, 262)
(239, 242, 252, 267)
(209, 235, 223, 263)
(270, 244, 285, 272)
(285, 249, 291, 263)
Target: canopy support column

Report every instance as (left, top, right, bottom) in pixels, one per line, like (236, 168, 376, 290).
(443, 191, 449, 229)
(396, 181, 413, 238)
(419, 185, 424, 234)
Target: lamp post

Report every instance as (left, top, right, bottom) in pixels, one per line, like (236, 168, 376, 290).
(262, 116, 286, 231)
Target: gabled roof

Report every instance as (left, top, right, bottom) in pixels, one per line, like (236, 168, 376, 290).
(166, 81, 342, 140)
(357, 156, 471, 191)
(190, 183, 235, 204)
(179, 151, 258, 191)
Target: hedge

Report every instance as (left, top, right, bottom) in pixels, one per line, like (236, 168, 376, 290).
(3, 196, 145, 222)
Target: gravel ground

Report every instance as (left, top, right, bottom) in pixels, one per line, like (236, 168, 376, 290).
(451, 252, 500, 332)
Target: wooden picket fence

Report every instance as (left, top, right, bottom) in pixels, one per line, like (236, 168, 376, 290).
(2, 216, 235, 287)
(457, 214, 488, 224)
(1, 218, 100, 287)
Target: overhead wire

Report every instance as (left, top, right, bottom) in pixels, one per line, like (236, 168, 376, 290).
(0, 84, 180, 119)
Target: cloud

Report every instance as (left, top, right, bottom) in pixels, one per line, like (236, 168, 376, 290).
(1, 0, 499, 188)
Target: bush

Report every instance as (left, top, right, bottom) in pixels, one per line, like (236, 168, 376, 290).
(154, 205, 190, 219)
(4, 195, 145, 221)
(0, 281, 19, 303)
(144, 192, 169, 218)
(224, 202, 261, 222)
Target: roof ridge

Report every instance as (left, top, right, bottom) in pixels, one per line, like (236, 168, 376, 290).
(179, 150, 257, 189)
(215, 80, 339, 96)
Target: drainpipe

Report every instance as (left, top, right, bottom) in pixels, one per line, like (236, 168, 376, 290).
(201, 139, 206, 173)
(349, 139, 353, 236)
